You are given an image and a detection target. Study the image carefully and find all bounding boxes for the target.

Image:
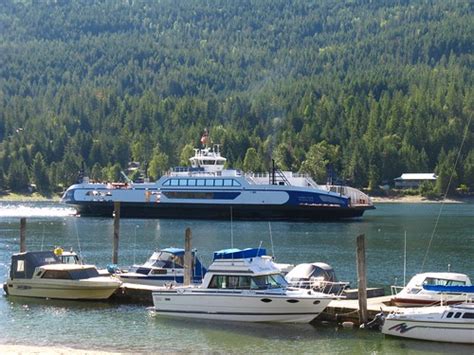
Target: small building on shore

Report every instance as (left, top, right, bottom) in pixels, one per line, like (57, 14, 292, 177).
(394, 173, 437, 189)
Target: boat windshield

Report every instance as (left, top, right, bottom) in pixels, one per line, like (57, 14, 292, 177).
(69, 267, 100, 279)
(147, 252, 184, 269)
(208, 273, 288, 290)
(251, 274, 288, 290)
(422, 277, 466, 287)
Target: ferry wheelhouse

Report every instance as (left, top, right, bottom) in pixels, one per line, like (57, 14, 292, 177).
(62, 145, 374, 220)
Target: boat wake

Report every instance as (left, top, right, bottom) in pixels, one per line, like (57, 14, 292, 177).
(0, 204, 76, 218)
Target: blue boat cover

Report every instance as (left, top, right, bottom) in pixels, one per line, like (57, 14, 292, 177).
(422, 284, 474, 293)
(213, 248, 267, 260)
(161, 247, 185, 256)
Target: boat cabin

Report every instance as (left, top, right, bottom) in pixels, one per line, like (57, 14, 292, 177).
(133, 247, 206, 283)
(200, 248, 289, 290)
(10, 251, 61, 279)
(36, 264, 101, 280)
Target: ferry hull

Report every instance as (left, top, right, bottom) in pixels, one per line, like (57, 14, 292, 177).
(152, 291, 331, 323)
(72, 201, 371, 220)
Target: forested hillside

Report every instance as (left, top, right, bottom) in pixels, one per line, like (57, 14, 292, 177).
(0, 0, 472, 195)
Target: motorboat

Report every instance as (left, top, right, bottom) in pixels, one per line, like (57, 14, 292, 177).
(61, 134, 374, 220)
(116, 248, 206, 286)
(284, 262, 349, 295)
(382, 303, 474, 343)
(4, 251, 121, 300)
(391, 272, 472, 307)
(152, 248, 333, 323)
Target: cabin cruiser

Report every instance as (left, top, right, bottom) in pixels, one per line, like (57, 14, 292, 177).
(62, 140, 374, 220)
(116, 248, 206, 286)
(391, 272, 472, 307)
(285, 262, 349, 295)
(4, 251, 121, 300)
(152, 248, 333, 323)
(382, 303, 474, 343)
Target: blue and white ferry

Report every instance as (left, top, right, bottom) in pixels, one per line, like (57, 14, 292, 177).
(62, 145, 374, 220)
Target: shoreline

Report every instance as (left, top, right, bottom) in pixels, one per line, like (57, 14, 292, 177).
(371, 195, 473, 204)
(0, 344, 122, 354)
(0, 192, 472, 204)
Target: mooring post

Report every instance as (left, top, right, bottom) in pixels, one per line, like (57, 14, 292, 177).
(184, 227, 192, 286)
(113, 201, 120, 265)
(20, 218, 26, 252)
(357, 234, 368, 325)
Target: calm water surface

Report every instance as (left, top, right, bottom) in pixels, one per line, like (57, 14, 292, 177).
(0, 202, 473, 353)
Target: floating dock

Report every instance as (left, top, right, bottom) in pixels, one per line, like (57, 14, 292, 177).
(320, 295, 399, 325)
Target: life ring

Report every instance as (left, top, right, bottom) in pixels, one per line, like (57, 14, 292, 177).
(53, 247, 64, 256)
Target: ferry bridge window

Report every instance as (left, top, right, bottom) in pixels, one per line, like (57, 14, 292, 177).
(196, 179, 205, 186)
(188, 179, 196, 186)
(224, 179, 232, 186)
(205, 180, 214, 186)
(179, 179, 187, 186)
(170, 179, 179, 186)
(163, 180, 171, 186)
(214, 179, 224, 186)
(232, 180, 241, 187)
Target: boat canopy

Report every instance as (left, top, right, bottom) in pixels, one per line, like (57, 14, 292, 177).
(10, 251, 61, 279)
(285, 262, 338, 282)
(213, 248, 267, 260)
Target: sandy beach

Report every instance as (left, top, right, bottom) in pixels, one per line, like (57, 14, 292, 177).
(0, 345, 123, 354)
(370, 195, 472, 204)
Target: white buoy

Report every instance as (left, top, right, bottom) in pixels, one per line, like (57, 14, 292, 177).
(342, 321, 354, 328)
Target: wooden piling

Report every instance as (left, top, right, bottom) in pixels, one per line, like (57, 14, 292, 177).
(356, 234, 368, 325)
(184, 227, 192, 286)
(20, 218, 26, 252)
(113, 201, 120, 264)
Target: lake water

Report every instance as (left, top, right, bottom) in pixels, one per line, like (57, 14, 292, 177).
(0, 202, 473, 353)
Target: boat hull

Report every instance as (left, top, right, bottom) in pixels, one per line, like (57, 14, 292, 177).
(72, 201, 370, 220)
(5, 278, 120, 300)
(152, 290, 331, 323)
(382, 318, 474, 344)
(392, 295, 473, 307)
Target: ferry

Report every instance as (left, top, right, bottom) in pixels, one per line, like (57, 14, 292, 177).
(62, 143, 374, 220)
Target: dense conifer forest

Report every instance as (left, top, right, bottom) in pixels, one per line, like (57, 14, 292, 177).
(0, 0, 472, 196)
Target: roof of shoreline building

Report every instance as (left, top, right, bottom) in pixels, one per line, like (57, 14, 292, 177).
(394, 173, 437, 181)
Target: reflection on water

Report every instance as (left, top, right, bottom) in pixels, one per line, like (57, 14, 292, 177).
(0, 202, 473, 353)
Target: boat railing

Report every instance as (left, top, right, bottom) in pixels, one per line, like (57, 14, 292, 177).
(390, 285, 404, 296)
(287, 278, 349, 296)
(321, 185, 373, 207)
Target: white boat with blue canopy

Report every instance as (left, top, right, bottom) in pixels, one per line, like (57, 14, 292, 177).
(151, 248, 333, 323)
(62, 143, 374, 220)
(116, 247, 206, 286)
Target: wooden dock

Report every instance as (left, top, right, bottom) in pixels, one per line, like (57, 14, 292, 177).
(319, 295, 399, 325)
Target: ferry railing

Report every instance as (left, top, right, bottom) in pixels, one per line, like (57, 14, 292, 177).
(321, 185, 373, 207)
